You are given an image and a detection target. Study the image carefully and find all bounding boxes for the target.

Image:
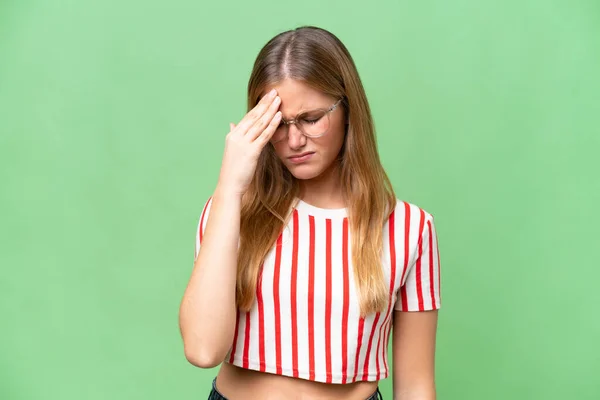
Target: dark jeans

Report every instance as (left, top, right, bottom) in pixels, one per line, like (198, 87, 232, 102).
(208, 377, 383, 400)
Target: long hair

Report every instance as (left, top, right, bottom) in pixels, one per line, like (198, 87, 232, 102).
(236, 26, 397, 316)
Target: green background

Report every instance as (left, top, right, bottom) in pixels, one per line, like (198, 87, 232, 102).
(1, 0, 598, 399)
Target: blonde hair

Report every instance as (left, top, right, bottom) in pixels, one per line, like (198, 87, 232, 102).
(236, 26, 396, 316)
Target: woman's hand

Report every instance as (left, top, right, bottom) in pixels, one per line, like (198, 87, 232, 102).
(217, 89, 282, 197)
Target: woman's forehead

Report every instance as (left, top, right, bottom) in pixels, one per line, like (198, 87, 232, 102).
(263, 79, 333, 104)
(262, 79, 334, 115)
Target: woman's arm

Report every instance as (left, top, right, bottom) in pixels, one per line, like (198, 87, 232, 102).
(178, 188, 242, 368)
(178, 89, 282, 368)
(392, 310, 439, 400)
(392, 209, 442, 399)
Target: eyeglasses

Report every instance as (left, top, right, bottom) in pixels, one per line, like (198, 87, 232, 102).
(270, 98, 344, 144)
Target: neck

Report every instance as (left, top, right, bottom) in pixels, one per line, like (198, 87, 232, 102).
(298, 162, 345, 209)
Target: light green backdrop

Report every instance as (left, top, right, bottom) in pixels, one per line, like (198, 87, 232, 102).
(1, 1, 598, 399)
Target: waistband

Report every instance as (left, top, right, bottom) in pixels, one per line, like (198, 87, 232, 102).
(208, 377, 383, 399)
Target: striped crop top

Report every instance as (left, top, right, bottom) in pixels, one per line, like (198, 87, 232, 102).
(193, 197, 442, 384)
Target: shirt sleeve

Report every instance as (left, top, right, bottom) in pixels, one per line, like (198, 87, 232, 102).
(394, 212, 442, 312)
(194, 196, 213, 261)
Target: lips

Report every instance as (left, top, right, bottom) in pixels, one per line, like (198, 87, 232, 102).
(288, 151, 315, 164)
(288, 152, 314, 160)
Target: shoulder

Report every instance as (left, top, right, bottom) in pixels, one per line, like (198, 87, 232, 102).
(385, 198, 438, 254)
(390, 198, 435, 224)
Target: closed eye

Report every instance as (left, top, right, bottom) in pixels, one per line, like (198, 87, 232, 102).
(302, 117, 322, 124)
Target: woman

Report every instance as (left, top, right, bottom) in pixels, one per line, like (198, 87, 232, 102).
(179, 26, 442, 400)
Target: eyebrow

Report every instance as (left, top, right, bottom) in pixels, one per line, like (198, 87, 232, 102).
(280, 105, 327, 120)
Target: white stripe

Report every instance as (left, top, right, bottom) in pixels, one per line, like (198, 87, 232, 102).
(261, 244, 277, 374)
(329, 218, 345, 381)
(312, 216, 327, 379)
(345, 226, 359, 381)
(248, 300, 259, 362)
(296, 213, 310, 379)
(278, 218, 293, 370)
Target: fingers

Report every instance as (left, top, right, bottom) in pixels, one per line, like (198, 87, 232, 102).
(246, 95, 281, 141)
(229, 122, 236, 132)
(256, 111, 282, 145)
(234, 89, 278, 134)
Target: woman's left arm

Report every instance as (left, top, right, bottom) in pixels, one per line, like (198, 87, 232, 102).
(392, 309, 439, 400)
(392, 210, 442, 400)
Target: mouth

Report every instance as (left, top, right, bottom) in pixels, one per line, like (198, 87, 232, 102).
(288, 151, 315, 164)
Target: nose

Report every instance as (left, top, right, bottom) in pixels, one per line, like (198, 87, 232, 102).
(287, 123, 307, 149)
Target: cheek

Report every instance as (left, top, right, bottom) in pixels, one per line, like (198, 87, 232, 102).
(322, 119, 346, 153)
(272, 143, 287, 160)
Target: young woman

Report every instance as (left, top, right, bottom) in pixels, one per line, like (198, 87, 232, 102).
(179, 26, 442, 400)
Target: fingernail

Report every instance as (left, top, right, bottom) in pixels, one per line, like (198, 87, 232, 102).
(269, 89, 277, 97)
(274, 96, 280, 104)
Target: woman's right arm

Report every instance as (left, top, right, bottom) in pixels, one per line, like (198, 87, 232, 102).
(178, 89, 282, 368)
(179, 188, 242, 368)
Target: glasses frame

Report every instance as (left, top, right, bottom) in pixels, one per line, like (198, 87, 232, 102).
(271, 98, 344, 144)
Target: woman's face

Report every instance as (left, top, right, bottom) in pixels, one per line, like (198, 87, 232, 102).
(264, 79, 346, 181)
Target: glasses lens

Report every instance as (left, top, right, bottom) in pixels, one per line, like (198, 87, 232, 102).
(298, 110, 329, 137)
(270, 109, 331, 143)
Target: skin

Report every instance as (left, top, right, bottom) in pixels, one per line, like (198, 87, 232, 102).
(392, 311, 438, 400)
(267, 79, 347, 209)
(179, 79, 438, 399)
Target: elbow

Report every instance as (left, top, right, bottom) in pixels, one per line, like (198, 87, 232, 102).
(179, 311, 234, 368)
(183, 343, 225, 369)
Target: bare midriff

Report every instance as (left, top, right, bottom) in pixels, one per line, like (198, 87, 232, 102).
(215, 362, 379, 400)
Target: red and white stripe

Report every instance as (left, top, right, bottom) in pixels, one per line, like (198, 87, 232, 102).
(194, 197, 441, 384)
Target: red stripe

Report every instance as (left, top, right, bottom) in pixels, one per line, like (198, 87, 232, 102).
(436, 222, 442, 301)
(308, 215, 316, 380)
(257, 263, 266, 371)
(325, 219, 333, 383)
(229, 310, 239, 363)
(273, 233, 283, 374)
(400, 203, 411, 310)
(362, 313, 380, 380)
(341, 218, 350, 383)
(385, 210, 398, 367)
(353, 317, 365, 382)
(427, 220, 437, 309)
(416, 209, 425, 311)
(375, 329, 382, 379)
(377, 210, 397, 379)
(197, 196, 212, 250)
(243, 311, 251, 368)
(290, 210, 300, 377)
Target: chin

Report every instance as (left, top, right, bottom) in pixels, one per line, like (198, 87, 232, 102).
(285, 164, 323, 180)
